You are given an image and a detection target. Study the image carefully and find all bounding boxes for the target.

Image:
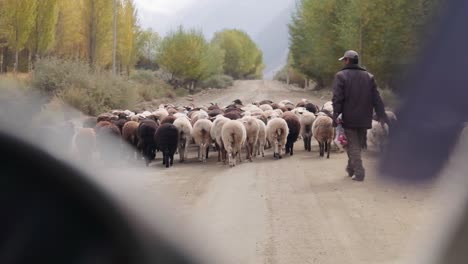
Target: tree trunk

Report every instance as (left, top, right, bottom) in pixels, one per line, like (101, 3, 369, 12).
(14, 48, 19, 74)
(359, 14, 363, 65)
(0, 48, 3, 74)
(28, 50, 32, 72)
(112, 0, 117, 75)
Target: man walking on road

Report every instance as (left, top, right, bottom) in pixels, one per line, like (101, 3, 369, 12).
(332, 50, 388, 182)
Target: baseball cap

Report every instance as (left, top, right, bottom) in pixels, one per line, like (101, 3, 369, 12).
(338, 50, 359, 61)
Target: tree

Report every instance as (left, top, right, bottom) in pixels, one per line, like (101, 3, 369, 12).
(288, 0, 436, 90)
(27, 0, 59, 70)
(117, 0, 138, 76)
(136, 28, 160, 69)
(82, 0, 113, 67)
(2, 0, 37, 73)
(55, 0, 87, 60)
(212, 29, 264, 79)
(157, 27, 211, 90)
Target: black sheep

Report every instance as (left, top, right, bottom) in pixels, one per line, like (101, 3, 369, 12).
(305, 103, 319, 114)
(154, 123, 179, 168)
(283, 112, 301, 156)
(137, 119, 159, 166)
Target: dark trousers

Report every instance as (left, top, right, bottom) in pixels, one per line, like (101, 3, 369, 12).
(344, 128, 367, 179)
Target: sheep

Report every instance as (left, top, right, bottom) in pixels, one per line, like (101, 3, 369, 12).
(161, 115, 176, 124)
(173, 116, 193, 163)
(254, 118, 267, 157)
(74, 128, 96, 162)
(112, 118, 127, 134)
(296, 99, 309, 108)
(192, 119, 213, 162)
(97, 113, 116, 123)
(167, 108, 178, 115)
(208, 103, 220, 111)
(305, 103, 319, 114)
(153, 108, 169, 123)
(312, 115, 334, 158)
(367, 120, 389, 152)
(130, 115, 140, 122)
(224, 112, 241, 120)
(190, 109, 209, 126)
(210, 115, 230, 163)
(259, 104, 273, 111)
(271, 103, 280, 110)
(259, 99, 273, 105)
(300, 111, 316, 152)
(137, 119, 159, 166)
(283, 112, 301, 156)
(122, 121, 139, 159)
(266, 118, 289, 159)
(322, 101, 333, 114)
(208, 108, 224, 120)
(154, 124, 179, 168)
(221, 120, 247, 167)
(241, 116, 260, 162)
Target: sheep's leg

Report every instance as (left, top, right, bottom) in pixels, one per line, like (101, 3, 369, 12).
(291, 143, 294, 156)
(170, 153, 174, 166)
(261, 143, 265, 157)
(246, 143, 251, 161)
(165, 152, 170, 168)
(205, 143, 209, 161)
(179, 145, 184, 162)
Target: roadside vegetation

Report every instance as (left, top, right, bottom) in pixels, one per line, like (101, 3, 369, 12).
(0, 0, 264, 115)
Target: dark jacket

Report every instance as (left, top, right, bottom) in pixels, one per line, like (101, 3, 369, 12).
(332, 64, 387, 129)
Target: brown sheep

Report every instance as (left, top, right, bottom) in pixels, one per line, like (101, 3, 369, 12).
(271, 103, 280, 110)
(122, 121, 139, 159)
(312, 115, 334, 158)
(161, 115, 177, 124)
(224, 112, 241, 120)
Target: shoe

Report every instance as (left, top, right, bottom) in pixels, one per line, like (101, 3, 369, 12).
(351, 175, 364, 182)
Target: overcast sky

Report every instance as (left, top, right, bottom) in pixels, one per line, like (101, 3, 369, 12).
(134, 0, 296, 78)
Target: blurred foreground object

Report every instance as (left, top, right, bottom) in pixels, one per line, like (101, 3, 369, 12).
(381, 0, 467, 182)
(0, 130, 198, 264)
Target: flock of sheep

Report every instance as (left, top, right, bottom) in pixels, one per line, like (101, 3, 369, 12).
(73, 99, 396, 168)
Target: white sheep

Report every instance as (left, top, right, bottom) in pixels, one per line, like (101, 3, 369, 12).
(367, 120, 389, 152)
(192, 119, 213, 162)
(153, 108, 169, 122)
(266, 118, 289, 159)
(221, 120, 247, 167)
(254, 118, 267, 157)
(259, 104, 273, 111)
(173, 116, 193, 162)
(300, 111, 316, 152)
(322, 101, 333, 115)
(242, 116, 260, 162)
(210, 115, 230, 162)
(312, 115, 334, 158)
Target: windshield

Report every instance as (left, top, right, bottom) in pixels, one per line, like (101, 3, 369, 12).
(1, 1, 466, 263)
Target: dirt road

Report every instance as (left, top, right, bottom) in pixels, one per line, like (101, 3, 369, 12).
(105, 81, 438, 264)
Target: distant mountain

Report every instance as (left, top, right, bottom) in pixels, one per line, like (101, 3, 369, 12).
(253, 3, 295, 79)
